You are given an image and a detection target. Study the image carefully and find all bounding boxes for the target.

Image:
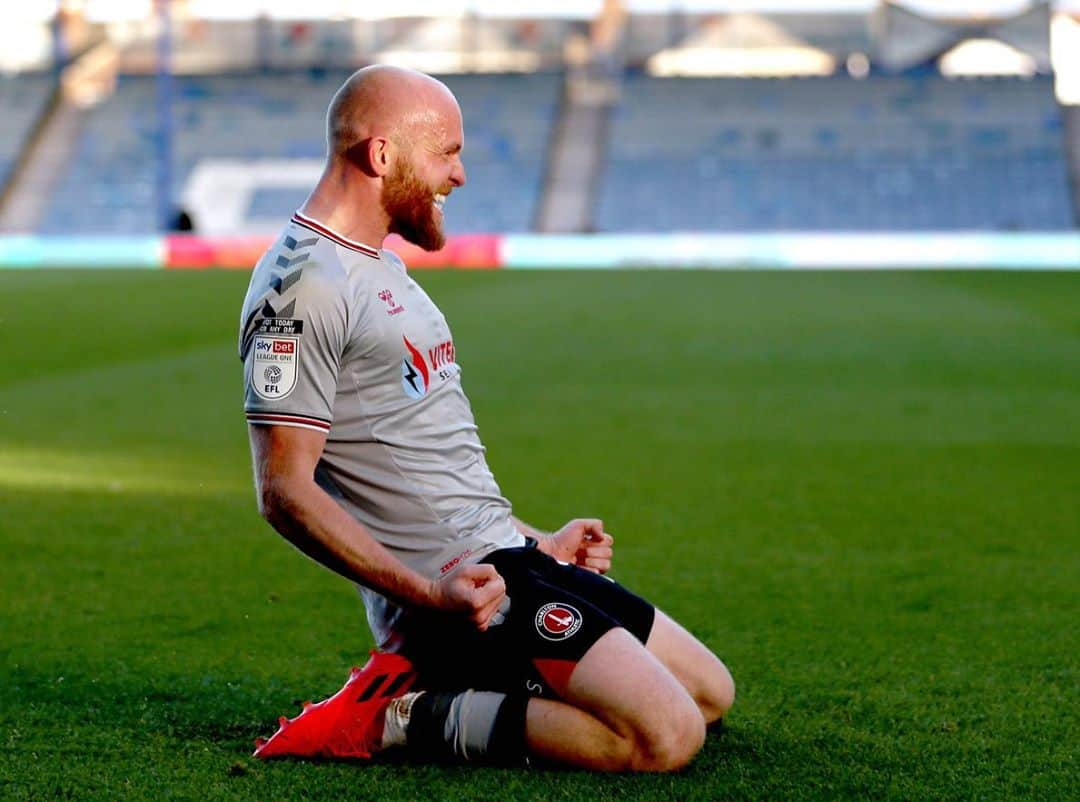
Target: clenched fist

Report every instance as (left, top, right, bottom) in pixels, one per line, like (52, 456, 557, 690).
(430, 563, 507, 630)
(539, 518, 614, 575)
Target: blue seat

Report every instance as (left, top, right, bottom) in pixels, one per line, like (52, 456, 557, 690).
(38, 70, 561, 234)
(0, 72, 54, 192)
(597, 74, 1075, 232)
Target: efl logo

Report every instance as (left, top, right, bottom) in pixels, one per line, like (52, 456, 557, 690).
(535, 603, 583, 642)
(251, 334, 299, 400)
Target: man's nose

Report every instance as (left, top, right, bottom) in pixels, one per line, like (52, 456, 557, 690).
(451, 158, 466, 188)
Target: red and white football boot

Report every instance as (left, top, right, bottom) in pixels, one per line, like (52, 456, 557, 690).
(253, 651, 417, 760)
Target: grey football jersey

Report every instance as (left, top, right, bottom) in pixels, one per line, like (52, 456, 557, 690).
(239, 211, 524, 648)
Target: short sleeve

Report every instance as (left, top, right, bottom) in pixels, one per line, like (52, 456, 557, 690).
(242, 271, 349, 434)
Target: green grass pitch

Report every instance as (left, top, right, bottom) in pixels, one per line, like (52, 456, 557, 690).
(1, 268, 1077, 801)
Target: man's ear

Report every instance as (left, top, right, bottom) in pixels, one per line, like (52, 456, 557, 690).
(346, 136, 393, 178)
(369, 136, 395, 177)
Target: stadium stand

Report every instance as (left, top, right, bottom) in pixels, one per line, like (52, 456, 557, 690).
(0, 72, 54, 194)
(37, 70, 560, 235)
(597, 73, 1075, 231)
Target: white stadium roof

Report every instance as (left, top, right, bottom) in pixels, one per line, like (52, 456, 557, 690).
(10, 2, 1080, 23)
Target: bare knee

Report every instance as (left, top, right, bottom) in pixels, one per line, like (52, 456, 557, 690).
(626, 702, 706, 772)
(644, 610, 736, 725)
(559, 627, 711, 772)
(700, 664, 736, 723)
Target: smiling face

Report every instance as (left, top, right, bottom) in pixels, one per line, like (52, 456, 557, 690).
(381, 98, 466, 252)
(321, 66, 470, 249)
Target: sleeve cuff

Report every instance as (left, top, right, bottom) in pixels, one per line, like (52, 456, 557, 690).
(245, 412, 331, 433)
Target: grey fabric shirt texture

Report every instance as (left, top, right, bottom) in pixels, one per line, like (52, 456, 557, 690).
(239, 212, 524, 649)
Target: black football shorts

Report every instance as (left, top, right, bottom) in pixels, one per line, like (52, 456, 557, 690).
(398, 542, 656, 699)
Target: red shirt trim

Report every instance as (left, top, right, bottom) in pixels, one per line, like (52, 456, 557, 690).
(246, 412, 332, 432)
(292, 211, 381, 259)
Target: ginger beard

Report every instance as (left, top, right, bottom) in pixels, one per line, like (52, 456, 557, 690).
(382, 157, 446, 252)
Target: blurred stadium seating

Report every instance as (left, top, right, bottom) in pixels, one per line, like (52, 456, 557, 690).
(31, 69, 1073, 235)
(0, 72, 53, 191)
(37, 70, 560, 235)
(1, 2, 1077, 239)
(597, 73, 1073, 232)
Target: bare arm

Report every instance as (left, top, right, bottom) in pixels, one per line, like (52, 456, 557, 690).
(250, 424, 505, 627)
(513, 515, 615, 575)
(511, 516, 549, 541)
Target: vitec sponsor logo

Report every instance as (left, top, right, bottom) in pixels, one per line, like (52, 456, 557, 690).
(401, 336, 430, 400)
(428, 340, 456, 371)
(535, 603, 583, 641)
(401, 334, 461, 399)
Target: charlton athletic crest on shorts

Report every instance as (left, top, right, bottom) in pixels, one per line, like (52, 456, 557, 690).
(535, 603, 583, 641)
(251, 321, 302, 400)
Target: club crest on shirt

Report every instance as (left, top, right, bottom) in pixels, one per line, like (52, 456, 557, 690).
(535, 603, 583, 641)
(251, 319, 302, 400)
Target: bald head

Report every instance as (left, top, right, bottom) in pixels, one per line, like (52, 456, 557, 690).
(311, 65, 466, 252)
(327, 65, 461, 159)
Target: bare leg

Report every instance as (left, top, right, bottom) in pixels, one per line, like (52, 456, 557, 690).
(525, 698, 632, 771)
(646, 610, 735, 723)
(524, 628, 706, 772)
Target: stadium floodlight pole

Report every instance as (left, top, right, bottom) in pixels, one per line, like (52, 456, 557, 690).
(155, 0, 175, 233)
(50, 8, 68, 82)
